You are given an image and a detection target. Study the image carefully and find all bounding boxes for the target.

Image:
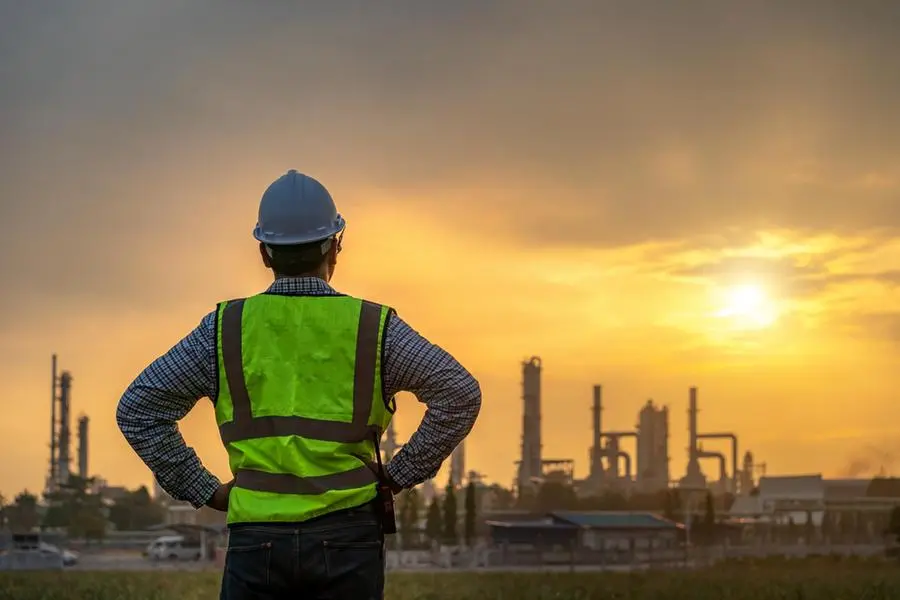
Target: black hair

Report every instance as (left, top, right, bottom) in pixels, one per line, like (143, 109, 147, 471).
(266, 239, 332, 277)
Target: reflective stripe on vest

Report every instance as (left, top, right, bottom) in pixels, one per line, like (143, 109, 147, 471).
(218, 297, 384, 496)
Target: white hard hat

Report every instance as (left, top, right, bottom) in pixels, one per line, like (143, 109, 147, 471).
(252, 170, 346, 246)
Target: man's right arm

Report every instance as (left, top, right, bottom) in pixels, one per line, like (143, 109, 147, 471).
(381, 313, 482, 489)
(115, 312, 221, 508)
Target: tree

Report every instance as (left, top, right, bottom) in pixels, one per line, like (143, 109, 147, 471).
(108, 486, 165, 531)
(535, 481, 578, 513)
(663, 489, 679, 522)
(464, 481, 477, 547)
(0, 493, 7, 530)
(487, 485, 514, 510)
(43, 476, 108, 541)
(7, 491, 40, 533)
(425, 496, 442, 545)
(442, 482, 458, 545)
(397, 489, 421, 550)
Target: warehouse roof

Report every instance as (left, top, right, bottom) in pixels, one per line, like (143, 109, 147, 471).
(485, 518, 576, 530)
(758, 475, 824, 499)
(550, 511, 681, 530)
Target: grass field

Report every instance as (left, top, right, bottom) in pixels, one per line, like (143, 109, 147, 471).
(1, 559, 898, 599)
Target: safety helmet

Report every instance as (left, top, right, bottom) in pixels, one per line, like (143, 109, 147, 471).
(252, 170, 346, 246)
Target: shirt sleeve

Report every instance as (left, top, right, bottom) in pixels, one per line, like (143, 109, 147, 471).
(381, 311, 482, 488)
(115, 311, 221, 508)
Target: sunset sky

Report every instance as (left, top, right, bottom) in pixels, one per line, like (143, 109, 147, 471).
(2, 2, 900, 499)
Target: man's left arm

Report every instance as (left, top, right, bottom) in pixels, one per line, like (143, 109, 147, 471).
(115, 312, 221, 509)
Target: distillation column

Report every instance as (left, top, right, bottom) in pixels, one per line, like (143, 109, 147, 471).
(55, 371, 73, 485)
(77, 415, 89, 480)
(516, 357, 543, 496)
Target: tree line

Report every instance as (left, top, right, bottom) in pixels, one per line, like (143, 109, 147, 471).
(0, 476, 165, 541)
(394, 480, 479, 550)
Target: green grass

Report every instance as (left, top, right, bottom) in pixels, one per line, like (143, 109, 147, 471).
(1, 560, 899, 599)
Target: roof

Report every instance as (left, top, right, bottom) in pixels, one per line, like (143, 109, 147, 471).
(729, 496, 763, 516)
(866, 478, 900, 498)
(485, 519, 576, 530)
(481, 510, 541, 522)
(549, 511, 680, 530)
(758, 475, 824, 499)
(823, 478, 870, 501)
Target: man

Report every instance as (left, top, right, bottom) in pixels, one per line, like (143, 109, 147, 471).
(116, 170, 482, 599)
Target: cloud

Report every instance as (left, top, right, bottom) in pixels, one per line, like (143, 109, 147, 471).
(4, 1, 900, 495)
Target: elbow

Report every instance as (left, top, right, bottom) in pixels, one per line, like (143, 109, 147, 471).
(458, 373, 482, 419)
(115, 387, 141, 439)
(114, 397, 129, 436)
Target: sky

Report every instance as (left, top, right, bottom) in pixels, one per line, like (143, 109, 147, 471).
(2, 1, 900, 499)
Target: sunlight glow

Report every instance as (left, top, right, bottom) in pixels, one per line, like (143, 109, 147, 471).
(715, 284, 778, 329)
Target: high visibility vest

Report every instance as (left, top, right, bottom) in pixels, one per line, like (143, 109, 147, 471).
(214, 293, 395, 525)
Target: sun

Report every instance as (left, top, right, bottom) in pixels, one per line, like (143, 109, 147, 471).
(714, 283, 778, 329)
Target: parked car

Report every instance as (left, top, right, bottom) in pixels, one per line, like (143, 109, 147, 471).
(38, 543, 78, 567)
(145, 535, 202, 561)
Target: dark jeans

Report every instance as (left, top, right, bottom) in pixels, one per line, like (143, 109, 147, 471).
(220, 501, 385, 600)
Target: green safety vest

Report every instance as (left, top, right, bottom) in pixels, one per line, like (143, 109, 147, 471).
(214, 293, 395, 525)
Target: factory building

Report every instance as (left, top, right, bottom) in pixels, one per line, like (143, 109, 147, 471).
(727, 475, 900, 544)
(486, 510, 684, 565)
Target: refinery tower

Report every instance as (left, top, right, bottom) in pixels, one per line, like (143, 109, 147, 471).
(46, 354, 90, 494)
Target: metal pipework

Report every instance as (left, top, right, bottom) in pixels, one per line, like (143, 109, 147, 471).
(616, 451, 632, 480)
(697, 449, 726, 483)
(601, 432, 636, 480)
(698, 433, 738, 489)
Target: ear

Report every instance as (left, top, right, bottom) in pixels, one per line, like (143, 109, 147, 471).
(327, 241, 339, 268)
(259, 243, 272, 268)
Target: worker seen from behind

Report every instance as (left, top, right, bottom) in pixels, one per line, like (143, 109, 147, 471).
(116, 170, 482, 599)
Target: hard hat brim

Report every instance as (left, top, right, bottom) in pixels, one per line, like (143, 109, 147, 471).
(253, 215, 346, 246)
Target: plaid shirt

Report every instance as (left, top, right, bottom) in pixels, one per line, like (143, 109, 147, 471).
(116, 277, 481, 508)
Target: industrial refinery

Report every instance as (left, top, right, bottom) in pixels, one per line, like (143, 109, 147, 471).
(512, 355, 760, 499)
(45, 354, 93, 495)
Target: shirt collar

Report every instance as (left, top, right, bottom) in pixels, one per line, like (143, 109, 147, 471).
(263, 277, 340, 296)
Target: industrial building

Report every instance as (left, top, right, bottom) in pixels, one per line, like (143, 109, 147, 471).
(726, 474, 900, 544)
(45, 355, 93, 495)
(486, 510, 684, 565)
(512, 357, 754, 499)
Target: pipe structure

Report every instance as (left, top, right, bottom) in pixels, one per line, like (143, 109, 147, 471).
(698, 433, 738, 490)
(616, 451, 632, 481)
(601, 432, 637, 481)
(697, 449, 726, 483)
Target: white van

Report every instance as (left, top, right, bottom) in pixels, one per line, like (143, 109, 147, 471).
(145, 535, 201, 561)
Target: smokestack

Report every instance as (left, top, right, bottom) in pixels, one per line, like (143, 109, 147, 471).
(592, 385, 602, 449)
(49, 354, 58, 491)
(688, 386, 698, 462)
(77, 415, 89, 480)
